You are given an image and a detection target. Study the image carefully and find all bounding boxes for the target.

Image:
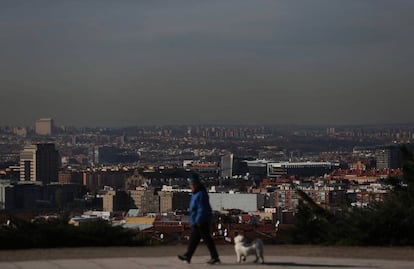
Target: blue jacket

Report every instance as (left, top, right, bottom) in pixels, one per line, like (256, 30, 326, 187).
(189, 186, 212, 226)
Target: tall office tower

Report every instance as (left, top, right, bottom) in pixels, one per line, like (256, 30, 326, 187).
(20, 145, 37, 182)
(220, 153, 234, 178)
(20, 143, 59, 184)
(376, 146, 402, 170)
(35, 118, 53, 136)
(88, 145, 100, 166)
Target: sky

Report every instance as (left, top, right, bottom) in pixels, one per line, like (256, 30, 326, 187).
(0, 0, 413, 127)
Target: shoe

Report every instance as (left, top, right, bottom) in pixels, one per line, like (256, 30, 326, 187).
(207, 258, 221, 265)
(178, 254, 190, 264)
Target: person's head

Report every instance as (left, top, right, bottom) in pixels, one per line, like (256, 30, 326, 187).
(188, 173, 201, 192)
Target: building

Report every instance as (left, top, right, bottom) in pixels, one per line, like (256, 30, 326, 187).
(82, 170, 130, 192)
(88, 146, 100, 166)
(125, 171, 148, 190)
(129, 188, 160, 214)
(102, 190, 130, 212)
(244, 160, 268, 180)
(172, 192, 191, 211)
(208, 193, 265, 212)
(44, 183, 82, 208)
(35, 144, 59, 184)
(1, 180, 83, 211)
(274, 188, 299, 211)
(326, 127, 336, 135)
(19, 145, 37, 182)
(13, 127, 27, 137)
(58, 171, 72, 184)
(88, 146, 139, 166)
(183, 160, 219, 178)
(272, 183, 347, 211)
(245, 160, 339, 179)
(57, 171, 83, 185)
(158, 191, 173, 213)
(220, 154, 234, 178)
(376, 146, 402, 169)
(35, 118, 53, 136)
(267, 161, 339, 177)
(347, 190, 388, 207)
(20, 143, 59, 184)
(6, 182, 44, 211)
(0, 181, 13, 210)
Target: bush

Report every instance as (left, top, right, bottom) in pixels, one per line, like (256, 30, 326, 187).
(0, 217, 148, 249)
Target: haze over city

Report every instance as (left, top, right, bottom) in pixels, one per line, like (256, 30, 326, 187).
(1, 0, 413, 127)
(3, 2, 414, 266)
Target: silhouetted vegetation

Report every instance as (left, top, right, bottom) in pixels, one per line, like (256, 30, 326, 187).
(0, 214, 149, 249)
(293, 145, 414, 246)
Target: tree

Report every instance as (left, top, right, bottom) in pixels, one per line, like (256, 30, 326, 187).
(292, 145, 414, 246)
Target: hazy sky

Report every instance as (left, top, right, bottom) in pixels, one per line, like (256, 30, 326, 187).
(1, 0, 413, 127)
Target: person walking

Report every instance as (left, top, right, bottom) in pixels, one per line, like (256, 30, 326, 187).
(178, 174, 220, 264)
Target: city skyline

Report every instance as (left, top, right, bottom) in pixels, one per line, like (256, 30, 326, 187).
(1, 1, 413, 127)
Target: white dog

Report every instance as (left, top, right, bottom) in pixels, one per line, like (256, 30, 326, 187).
(234, 234, 264, 264)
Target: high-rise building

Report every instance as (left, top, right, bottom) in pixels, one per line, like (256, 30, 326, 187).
(158, 191, 173, 213)
(35, 118, 53, 136)
(88, 146, 100, 166)
(376, 146, 402, 169)
(20, 143, 59, 184)
(103, 190, 130, 212)
(220, 154, 234, 178)
(20, 145, 37, 182)
(129, 188, 159, 214)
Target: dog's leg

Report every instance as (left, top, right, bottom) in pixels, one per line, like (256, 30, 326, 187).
(236, 252, 241, 263)
(260, 250, 264, 264)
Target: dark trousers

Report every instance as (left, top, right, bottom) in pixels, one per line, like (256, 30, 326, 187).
(185, 223, 219, 260)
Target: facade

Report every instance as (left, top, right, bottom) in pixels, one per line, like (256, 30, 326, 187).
(376, 146, 402, 169)
(20, 143, 59, 184)
(347, 190, 388, 207)
(274, 189, 299, 211)
(8, 182, 44, 210)
(129, 188, 160, 214)
(35, 118, 53, 136)
(0, 182, 80, 211)
(183, 160, 219, 178)
(125, 172, 148, 190)
(273, 184, 347, 211)
(220, 153, 234, 178)
(58, 171, 72, 184)
(0, 181, 13, 210)
(246, 160, 339, 179)
(103, 190, 117, 212)
(158, 191, 173, 213)
(208, 193, 264, 212)
(82, 170, 130, 192)
(244, 160, 268, 180)
(88, 146, 139, 166)
(267, 161, 339, 177)
(172, 192, 191, 211)
(19, 145, 37, 182)
(88, 146, 100, 166)
(35, 144, 59, 184)
(102, 190, 130, 212)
